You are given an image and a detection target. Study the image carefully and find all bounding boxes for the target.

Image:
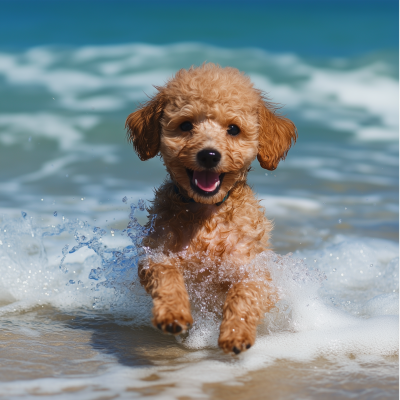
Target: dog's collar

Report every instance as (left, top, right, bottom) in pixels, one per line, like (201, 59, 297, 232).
(173, 184, 230, 207)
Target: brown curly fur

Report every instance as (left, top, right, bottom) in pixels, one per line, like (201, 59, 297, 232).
(126, 63, 297, 354)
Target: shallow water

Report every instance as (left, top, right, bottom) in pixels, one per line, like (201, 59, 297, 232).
(0, 199, 398, 398)
(0, 1, 399, 398)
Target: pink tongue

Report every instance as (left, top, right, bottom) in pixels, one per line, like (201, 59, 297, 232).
(193, 170, 220, 192)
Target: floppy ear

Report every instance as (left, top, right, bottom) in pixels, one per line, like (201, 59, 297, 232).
(125, 90, 165, 161)
(257, 101, 297, 171)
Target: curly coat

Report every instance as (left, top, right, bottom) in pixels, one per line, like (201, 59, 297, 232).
(126, 63, 297, 354)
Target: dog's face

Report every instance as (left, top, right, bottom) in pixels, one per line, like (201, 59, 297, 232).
(158, 72, 261, 204)
(126, 64, 297, 205)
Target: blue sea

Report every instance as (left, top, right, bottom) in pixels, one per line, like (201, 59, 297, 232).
(0, 1, 398, 399)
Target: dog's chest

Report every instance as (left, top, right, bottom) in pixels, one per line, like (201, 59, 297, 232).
(148, 185, 271, 262)
(186, 210, 268, 262)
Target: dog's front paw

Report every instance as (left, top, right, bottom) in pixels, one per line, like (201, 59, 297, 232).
(152, 300, 193, 335)
(218, 318, 256, 355)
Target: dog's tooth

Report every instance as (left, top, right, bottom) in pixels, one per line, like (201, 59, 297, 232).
(195, 179, 198, 186)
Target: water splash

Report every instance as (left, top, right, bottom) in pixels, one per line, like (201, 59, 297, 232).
(0, 202, 398, 356)
(0, 200, 153, 322)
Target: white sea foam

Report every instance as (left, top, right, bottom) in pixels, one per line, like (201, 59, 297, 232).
(0, 43, 397, 146)
(259, 194, 321, 216)
(179, 238, 398, 355)
(0, 210, 397, 354)
(0, 113, 98, 150)
(250, 60, 398, 141)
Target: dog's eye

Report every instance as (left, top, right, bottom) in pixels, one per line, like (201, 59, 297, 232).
(180, 121, 193, 131)
(227, 125, 240, 136)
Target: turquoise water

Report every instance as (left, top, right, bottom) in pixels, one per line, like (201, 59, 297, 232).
(0, 1, 398, 399)
(0, 44, 397, 245)
(1, 0, 398, 56)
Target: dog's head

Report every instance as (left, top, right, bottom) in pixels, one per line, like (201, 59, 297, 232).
(126, 63, 297, 204)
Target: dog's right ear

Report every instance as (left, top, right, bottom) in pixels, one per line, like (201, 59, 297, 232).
(125, 89, 166, 161)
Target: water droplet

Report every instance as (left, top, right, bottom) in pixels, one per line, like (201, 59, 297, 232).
(21, 211, 27, 219)
(338, 219, 342, 224)
(89, 268, 101, 280)
(41, 199, 43, 201)
(332, 268, 336, 272)
(62, 245, 69, 255)
(314, 259, 317, 263)
(81, 198, 84, 201)
(370, 264, 373, 267)
(138, 199, 145, 211)
(69, 280, 75, 285)
(265, 173, 268, 176)
(53, 211, 57, 217)
(122, 196, 127, 203)
(330, 253, 332, 257)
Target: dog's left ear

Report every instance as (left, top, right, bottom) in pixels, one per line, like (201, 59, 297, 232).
(257, 101, 297, 171)
(125, 89, 166, 161)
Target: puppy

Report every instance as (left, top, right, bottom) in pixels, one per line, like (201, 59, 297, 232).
(126, 63, 297, 354)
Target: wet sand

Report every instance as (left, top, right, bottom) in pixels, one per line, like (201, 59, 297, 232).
(0, 306, 398, 399)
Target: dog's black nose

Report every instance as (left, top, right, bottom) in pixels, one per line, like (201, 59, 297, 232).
(197, 149, 221, 169)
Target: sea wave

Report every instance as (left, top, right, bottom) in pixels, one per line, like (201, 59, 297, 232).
(0, 43, 398, 150)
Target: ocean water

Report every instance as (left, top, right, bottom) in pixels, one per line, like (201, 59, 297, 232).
(0, 1, 398, 399)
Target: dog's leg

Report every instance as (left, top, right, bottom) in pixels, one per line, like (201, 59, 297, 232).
(218, 281, 273, 354)
(139, 259, 193, 335)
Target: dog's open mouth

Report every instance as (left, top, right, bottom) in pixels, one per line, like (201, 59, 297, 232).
(186, 169, 225, 197)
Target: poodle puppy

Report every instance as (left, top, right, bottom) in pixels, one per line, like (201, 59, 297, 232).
(126, 63, 297, 354)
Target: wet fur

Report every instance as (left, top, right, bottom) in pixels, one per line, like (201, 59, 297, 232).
(126, 63, 297, 354)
